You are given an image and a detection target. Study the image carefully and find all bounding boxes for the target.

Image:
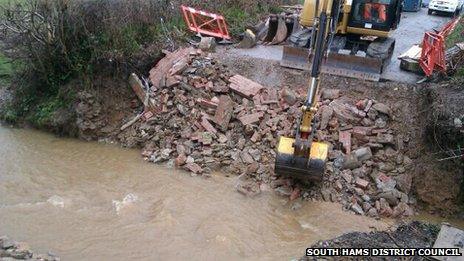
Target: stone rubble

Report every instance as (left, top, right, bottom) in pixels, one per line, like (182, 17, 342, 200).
(120, 47, 415, 219)
(0, 236, 59, 261)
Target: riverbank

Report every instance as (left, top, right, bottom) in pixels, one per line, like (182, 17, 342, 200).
(1, 48, 463, 220)
(0, 126, 395, 260)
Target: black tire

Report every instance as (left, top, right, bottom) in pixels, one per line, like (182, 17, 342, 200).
(428, 9, 432, 15)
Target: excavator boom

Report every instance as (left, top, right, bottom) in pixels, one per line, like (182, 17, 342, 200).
(275, 3, 333, 182)
(278, 0, 401, 81)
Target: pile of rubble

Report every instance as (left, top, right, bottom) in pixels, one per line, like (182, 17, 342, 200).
(121, 47, 414, 218)
(314, 91, 414, 219)
(0, 236, 59, 260)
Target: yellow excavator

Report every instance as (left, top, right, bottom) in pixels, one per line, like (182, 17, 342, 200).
(269, 0, 402, 81)
(274, 0, 402, 181)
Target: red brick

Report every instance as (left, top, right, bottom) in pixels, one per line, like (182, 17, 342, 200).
(149, 47, 194, 88)
(197, 98, 218, 109)
(165, 76, 180, 88)
(339, 130, 352, 154)
(229, 74, 264, 97)
(372, 129, 387, 134)
(238, 112, 264, 125)
(378, 173, 391, 183)
(213, 95, 234, 131)
(200, 117, 217, 134)
(185, 163, 203, 174)
(175, 154, 187, 166)
(141, 110, 153, 121)
(352, 126, 372, 142)
(250, 131, 261, 143)
(356, 99, 367, 110)
(355, 177, 369, 189)
(211, 96, 220, 104)
(169, 58, 189, 75)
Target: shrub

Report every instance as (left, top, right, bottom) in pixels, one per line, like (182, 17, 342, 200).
(0, 0, 294, 125)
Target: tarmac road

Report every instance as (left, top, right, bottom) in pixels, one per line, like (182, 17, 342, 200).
(226, 7, 451, 83)
(383, 8, 451, 82)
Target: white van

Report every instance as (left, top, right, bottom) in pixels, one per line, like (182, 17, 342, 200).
(428, 0, 464, 15)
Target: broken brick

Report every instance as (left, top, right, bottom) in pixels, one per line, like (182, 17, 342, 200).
(142, 110, 154, 121)
(149, 47, 194, 88)
(229, 74, 264, 97)
(352, 126, 372, 142)
(197, 98, 218, 109)
(355, 177, 369, 189)
(201, 117, 217, 134)
(250, 131, 261, 143)
(218, 134, 228, 143)
(165, 76, 180, 88)
(339, 130, 352, 154)
(364, 100, 373, 112)
(238, 112, 264, 125)
(175, 154, 187, 166)
(213, 95, 234, 131)
(320, 106, 334, 130)
(185, 163, 203, 174)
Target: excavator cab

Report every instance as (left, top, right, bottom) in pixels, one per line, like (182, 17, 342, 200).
(280, 0, 402, 81)
(349, 0, 402, 30)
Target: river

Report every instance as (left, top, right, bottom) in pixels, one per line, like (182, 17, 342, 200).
(0, 125, 404, 260)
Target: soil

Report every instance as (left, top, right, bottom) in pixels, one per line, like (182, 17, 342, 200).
(301, 221, 440, 261)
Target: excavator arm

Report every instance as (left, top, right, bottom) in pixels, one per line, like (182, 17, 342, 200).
(275, 0, 336, 182)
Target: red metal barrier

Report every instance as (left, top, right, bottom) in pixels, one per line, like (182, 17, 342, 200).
(181, 5, 231, 40)
(419, 18, 460, 76)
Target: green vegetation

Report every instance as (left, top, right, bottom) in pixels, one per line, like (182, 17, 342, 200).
(0, 53, 11, 85)
(446, 17, 464, 84)
(0, 0, 292, 127)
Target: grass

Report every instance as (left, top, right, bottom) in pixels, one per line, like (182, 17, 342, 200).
(446, 16, 464, 82)
(0, 53, 12, 85)
(446, 17, 464, 48)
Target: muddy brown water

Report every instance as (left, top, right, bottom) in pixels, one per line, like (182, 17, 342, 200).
(2, 125, 452, 261)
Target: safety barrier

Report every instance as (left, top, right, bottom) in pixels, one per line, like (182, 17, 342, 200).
(419, 18, 460, 76)
(181, 5, 230, 40)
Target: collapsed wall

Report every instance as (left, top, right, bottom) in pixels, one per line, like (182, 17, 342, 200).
(72, 48, 462, 218)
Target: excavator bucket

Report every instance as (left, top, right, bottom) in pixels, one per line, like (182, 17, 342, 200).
(275, 137, 329, 182)
(281, 46, 383, 81)
(262, 15, 289, 45)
